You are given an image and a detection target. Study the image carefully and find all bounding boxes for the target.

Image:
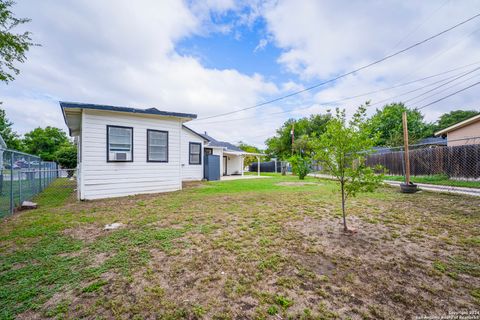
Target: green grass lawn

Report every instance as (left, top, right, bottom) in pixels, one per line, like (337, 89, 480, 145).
(385, 174, 480, 188)
(0, 174, 479, 319)
(0, 177, 68, 218)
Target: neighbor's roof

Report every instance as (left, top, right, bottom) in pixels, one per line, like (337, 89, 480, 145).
(201, 132, 243, 152)
(60, 101, 197, 136)
(417, 136, 447, 146)
(435, 114, 480, 136)
(182, 125, 210, 142)
(0, 134, 6, 149)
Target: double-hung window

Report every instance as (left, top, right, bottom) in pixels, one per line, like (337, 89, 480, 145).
(107, 125, 133, 162)
(147, 130, 168, 162)
(189, 142, 201, 165)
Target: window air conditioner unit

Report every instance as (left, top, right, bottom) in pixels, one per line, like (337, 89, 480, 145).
(115, 152, 127, 161)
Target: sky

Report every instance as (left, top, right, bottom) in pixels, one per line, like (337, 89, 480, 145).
(1, 0, 480, 148)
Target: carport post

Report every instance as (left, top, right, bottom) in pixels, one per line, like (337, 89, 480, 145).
(10, 153, 14, 214)
(256, 156, 260, 176)
(241, 156, 244, 176)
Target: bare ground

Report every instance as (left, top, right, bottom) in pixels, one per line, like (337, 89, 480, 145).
(1, 177, 479, 319)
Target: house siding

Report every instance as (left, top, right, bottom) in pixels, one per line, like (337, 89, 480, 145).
(80, 110, 183, 200)
(226, 155, 243, 175)
(447, 121, 480, 146)
(181, 128, 204, 181)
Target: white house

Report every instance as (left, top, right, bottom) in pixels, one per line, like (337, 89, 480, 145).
(61, 102, 262, 200)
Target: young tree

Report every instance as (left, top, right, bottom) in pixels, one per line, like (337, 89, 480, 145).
(0, 103, 21, 149)
(288, 154, 310, 180)
(313, 103, 384, 232)
(289, 134, 314, 179)
(22, 127, 69, 160)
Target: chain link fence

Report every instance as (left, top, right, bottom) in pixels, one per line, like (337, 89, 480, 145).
(0, 148, 77, 218)
(365, 136, 480, 195)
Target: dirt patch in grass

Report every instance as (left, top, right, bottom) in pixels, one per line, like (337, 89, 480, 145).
(1, 176, 479, 319)
(182, 181, 206, 189)
(63, 225, 105, 243)
(276, 181, 320, 186)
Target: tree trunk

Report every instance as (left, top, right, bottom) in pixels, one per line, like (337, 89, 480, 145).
(341, 181, 347, 231)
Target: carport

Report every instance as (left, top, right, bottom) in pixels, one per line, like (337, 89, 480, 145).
(222, 151, 265, 177)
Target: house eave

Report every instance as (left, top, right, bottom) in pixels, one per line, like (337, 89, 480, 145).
(60, 101, 197, 121)
(435, 114, 480, 136)
(182, 125, 210, 142)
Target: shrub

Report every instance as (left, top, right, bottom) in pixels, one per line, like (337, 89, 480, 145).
(289, 155, 310, 180)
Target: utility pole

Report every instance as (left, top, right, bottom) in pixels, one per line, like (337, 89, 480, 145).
(402, 111, 411, 185)
(291, 122, 295, 154)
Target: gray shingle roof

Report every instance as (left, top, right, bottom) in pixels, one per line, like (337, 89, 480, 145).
(201, 132, 242, 152)
(417, 137, 447, 145)
(60, 101, 197, 119)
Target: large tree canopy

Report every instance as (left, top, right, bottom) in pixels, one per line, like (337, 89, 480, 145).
(265, 114, 332, 159)
(54, 143, 77, 173)
(365, 103, 434, 147)
(22, 126, 69, 161)
(0, 104, 21, 149)
(0, 0, 34, 83)
(435, 110, 479, 131)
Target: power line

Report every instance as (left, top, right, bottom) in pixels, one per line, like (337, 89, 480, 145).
(323, 60, 480, 103)
(370, 66, 480, 107)
(395, 26, 480, 84)
(193, 63, 480, 125)
(193, 12, 480, 122)
(417, 80, 480, 110)
(409, 73, 480, 106)
(244, 81, 480, 145)
(390, 0, 450, 50)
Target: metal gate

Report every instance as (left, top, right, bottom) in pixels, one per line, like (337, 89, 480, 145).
(204, 154, 220, 181)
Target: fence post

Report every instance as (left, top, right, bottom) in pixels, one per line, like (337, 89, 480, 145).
(10, 152, 14, 214)
(18, 169, 22, 206)
(39, 161, 42, 192)
(402, 112, 411, 184)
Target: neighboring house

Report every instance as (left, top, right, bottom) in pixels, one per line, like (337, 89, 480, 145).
(435, 114, 480, 146)
(61, 102, 262, 200)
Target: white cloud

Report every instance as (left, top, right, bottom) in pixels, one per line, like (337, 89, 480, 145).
(1, 0, 480, 150)
(254, 38, 268, 52)
(262, 0, 480, 120)
(0, 0, 279, 148)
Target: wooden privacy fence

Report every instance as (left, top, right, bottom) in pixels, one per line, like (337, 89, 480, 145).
(366, 144, 480, 179)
